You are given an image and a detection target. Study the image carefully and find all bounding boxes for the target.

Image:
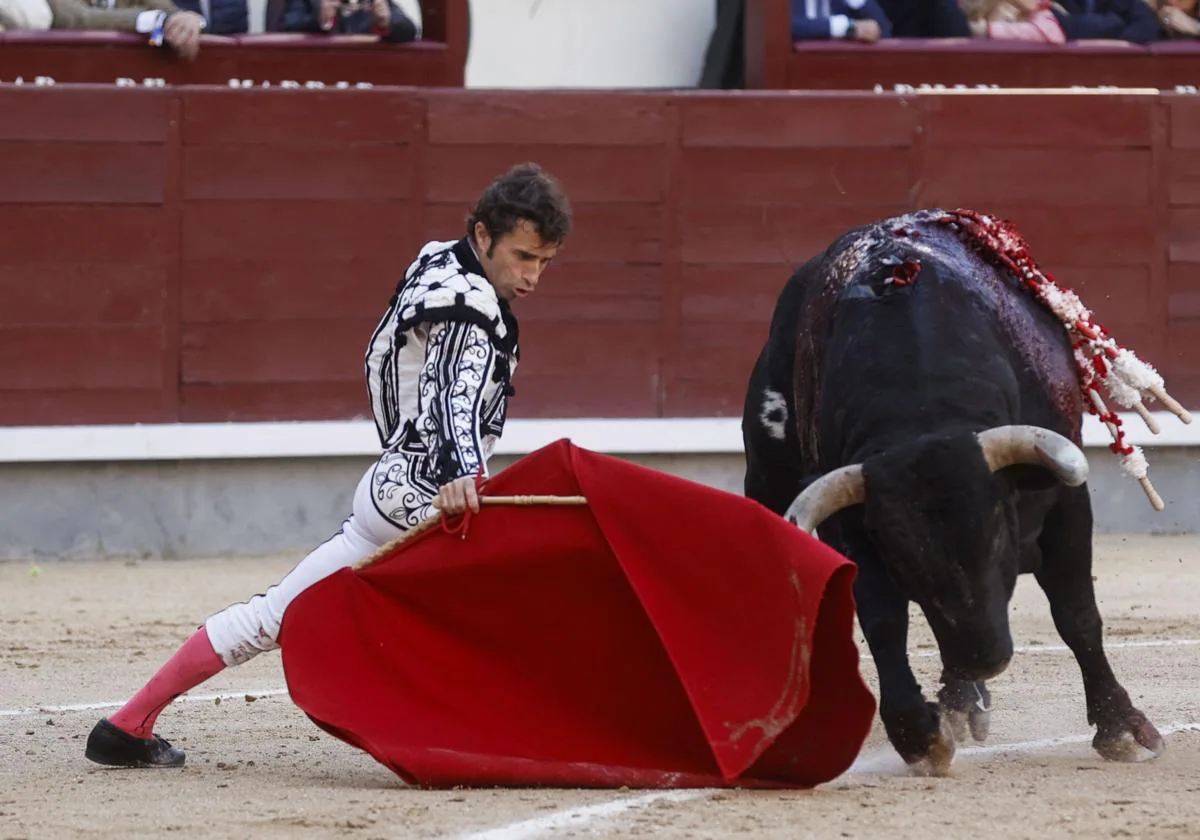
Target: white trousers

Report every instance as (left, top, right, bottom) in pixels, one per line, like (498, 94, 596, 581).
(205, 461, 426, 666)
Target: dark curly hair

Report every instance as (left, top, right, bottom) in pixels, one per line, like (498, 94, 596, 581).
(466, 162, 572, 256)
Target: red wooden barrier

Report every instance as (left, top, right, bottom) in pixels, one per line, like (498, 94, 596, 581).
(744, 0, 1200, 90)
(0, 85, 1195, 426)
(0, 0, 468, 87)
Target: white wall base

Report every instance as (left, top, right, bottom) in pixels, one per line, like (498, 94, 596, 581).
(0, 413, 1194, 464)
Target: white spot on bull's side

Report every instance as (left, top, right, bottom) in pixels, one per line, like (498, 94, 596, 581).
(759, 388, 788, 441)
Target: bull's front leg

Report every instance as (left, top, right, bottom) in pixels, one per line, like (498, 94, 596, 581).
(1036, 486, 1165, 762)
(846, 538, 956, 775)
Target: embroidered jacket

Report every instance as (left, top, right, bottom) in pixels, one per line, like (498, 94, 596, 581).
(365, 238, 519, 506)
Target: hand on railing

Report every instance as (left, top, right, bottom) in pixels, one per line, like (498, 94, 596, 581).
(163, 10, 205, 60)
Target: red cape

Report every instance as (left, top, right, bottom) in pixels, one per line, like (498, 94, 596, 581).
(278, 440, 876, 788)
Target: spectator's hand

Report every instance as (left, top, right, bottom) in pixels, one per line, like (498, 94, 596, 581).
(434, 476, 481, 516)
(1161, 5, 1200, 34)
(371, 0, 391, 30)
(853, 19, 882, 41)
(968, 17, 988, 35)
(164, 11, 204, 61)
(320, 0, 339, 30)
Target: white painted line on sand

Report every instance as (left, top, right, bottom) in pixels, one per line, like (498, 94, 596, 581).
(7, 675, 1198, 840)
(450, 790, 715, 840)
(450, 719, 1200, 840)
(4, 638, 1195, 720)
(909, 637, 1200, 659)
(4, 638, 1195, 719)
(845, 720, 1200, 775)
(963, 721, 1200, 757)
(0, 687, 288, 719)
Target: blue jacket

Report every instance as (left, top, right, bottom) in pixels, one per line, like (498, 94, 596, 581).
(791, 0, 893, 40)
(174, 0, 248, 35)
(1051, 0, 1160, 43)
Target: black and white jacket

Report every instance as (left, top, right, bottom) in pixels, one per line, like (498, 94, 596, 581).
(364, 238, 519, 528)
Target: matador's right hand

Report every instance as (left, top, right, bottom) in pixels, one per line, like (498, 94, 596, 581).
(434, 475, 481, 516)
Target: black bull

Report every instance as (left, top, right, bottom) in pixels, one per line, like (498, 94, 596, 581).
(741, 209, 1165, 774)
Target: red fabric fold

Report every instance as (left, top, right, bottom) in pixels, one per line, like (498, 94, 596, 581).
(279, 439, 876, 788)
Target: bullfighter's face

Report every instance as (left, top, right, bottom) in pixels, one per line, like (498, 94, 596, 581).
(474, 219, 560, 303)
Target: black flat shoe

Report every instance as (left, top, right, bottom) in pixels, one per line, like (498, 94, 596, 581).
(85, 718, 186, 768)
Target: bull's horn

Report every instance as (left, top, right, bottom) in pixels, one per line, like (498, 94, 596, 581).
(784, 464, 866, 534)
(976, 425, 1089, 487)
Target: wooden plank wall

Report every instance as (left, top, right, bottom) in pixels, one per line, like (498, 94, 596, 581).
(178, 90, 424, 421)
(1168, 100, 1200, 403)
(0, 86, 1195, 427)
(0, 88, 177, 425)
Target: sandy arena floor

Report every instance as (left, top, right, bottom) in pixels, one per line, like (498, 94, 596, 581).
(2, 534, 1199, 840)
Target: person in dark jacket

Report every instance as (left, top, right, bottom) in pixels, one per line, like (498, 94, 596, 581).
(283, 0, 416, 42)
(1050, 0, 1161, 42)
(174, 0, 246, 34)
(792, 0, 892, 40)
(699, 0, 745, 88)
(877, 0, 971, 36)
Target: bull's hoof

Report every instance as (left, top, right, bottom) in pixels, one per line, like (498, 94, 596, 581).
(945, 709, 969, 742)
(942, 706, 990, 744)
(969, 705, 991, 742)
(908, 713, 957, 777)
(1094, 715, 1166, 763)
(938, 681, 991, 744)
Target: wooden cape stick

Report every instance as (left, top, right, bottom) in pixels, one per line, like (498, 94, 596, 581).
(353, 494, 589, 571)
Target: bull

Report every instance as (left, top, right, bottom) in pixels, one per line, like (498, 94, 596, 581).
(742, 208, 1167, 774)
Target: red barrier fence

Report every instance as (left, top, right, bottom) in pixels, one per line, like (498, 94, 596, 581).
(0, 85, 1196, 427)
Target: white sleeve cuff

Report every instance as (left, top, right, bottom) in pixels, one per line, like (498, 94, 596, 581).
(830, 14, 851, 37)
(135, 9, 166, 33)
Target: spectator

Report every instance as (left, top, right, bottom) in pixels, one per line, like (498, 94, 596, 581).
(699, 0, 745, 88)
(878, 0, 972, 36)
(283, 0, 417, 42)
(46, 0, 205, 59)
(1, 0, 52, 29)
(1156, 0, 1200, 36)
(964, 0, 1067, 41)
(1049, 0, 1161, 42)
(791, 0, 892, 41)
(173, 0, 245, 34)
